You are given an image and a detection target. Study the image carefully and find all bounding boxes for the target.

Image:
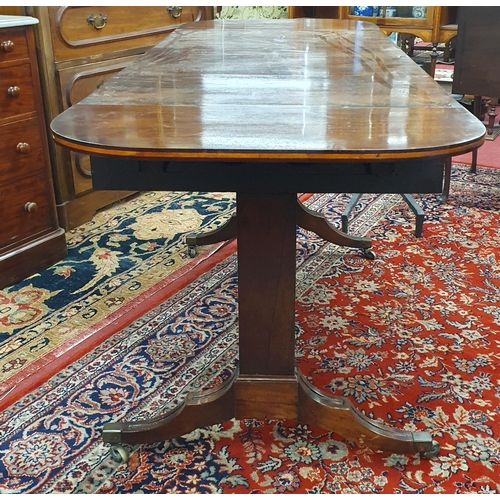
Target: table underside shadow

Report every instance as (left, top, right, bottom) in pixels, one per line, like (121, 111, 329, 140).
(103, 192, 438, 462)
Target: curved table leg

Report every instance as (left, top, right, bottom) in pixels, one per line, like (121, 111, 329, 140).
(186, 213, 237, 257)
(295, 198, 374, 258)
(401, 194, 424, 237)
(341, 193, 363, 233)
(102, 369, 237, 448)
(103, 369, 438, 461)
(187, 197, 373, 258)
(297, 372, 439, 457)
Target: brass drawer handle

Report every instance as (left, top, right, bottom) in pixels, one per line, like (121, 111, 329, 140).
(87, 13, 108, 30)
(17, 142, 31, 154)
(1, 40, 14, 52)
(8, 86, 20, 97)
(167, 6, 183, 18)
(25, 202, 38, 213)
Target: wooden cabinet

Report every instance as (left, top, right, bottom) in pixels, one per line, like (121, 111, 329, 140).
(290, 6, 458, 77)
(451, 6, 500, 172)
(0, 17, 66, 288)
(27, 6, 213, 230)
(452, 7, 500, 99)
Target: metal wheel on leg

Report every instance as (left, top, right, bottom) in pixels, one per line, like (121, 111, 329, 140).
(188, 246, 197, 258)
(110, 444, 129, 464)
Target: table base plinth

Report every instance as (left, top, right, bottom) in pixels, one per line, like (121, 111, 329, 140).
(102, 370, 439, 460)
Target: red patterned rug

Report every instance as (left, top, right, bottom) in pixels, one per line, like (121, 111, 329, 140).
(1, 164, 500, 493)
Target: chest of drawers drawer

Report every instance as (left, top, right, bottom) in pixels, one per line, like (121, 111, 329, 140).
(48, 6, 205, 62)
(0, 61, 36, 120)
(58, 53, 138, 107)
(0, 117, 45, 185)
(0, 171, 57, 251)
(0, 28, 29, 63)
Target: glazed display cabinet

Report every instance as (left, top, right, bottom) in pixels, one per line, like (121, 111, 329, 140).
(289, 6, 458, 77)
(338, 6, 458, 76)
(337, 6, 457, 41)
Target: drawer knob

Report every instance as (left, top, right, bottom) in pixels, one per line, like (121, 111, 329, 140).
(17, 142, 31, 154)
(8, 86, 20, 98)
(167, 6, 183, 18)
(1, 40, 14, 52)
(25, 202, 38, 213)
(87, 13, 107, 30)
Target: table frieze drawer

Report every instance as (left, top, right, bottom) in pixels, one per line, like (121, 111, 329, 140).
(49, 6, 205, 62)
(0, 28, 29, 65)
(0, 61, 36, 121)
(0, 117, 45, 184)
(0, 172, 56, 251)
(91, 157, 445, 194)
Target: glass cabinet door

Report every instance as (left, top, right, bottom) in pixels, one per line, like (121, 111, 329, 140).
(348, 6, 428, 20)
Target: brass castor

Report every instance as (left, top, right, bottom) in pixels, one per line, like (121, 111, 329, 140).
(362, 248, 376, 260)
(421, 440, 440, 459)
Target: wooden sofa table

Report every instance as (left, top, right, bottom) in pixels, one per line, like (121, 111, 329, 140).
(50, 19, 485, 464)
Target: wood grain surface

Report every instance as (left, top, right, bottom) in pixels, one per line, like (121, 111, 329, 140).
(51, 18, 485, 161)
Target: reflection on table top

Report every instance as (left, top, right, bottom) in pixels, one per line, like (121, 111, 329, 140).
(0, 15, 38, 28)
(50, 18, 485, 161)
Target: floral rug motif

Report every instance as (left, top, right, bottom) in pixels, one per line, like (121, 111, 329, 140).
(0, 191, 235, 409)
(2, 164, 500, 493)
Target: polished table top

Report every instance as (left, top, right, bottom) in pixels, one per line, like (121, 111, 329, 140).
(51, 18, 485, 162)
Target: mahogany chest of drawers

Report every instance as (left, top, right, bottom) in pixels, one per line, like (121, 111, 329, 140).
(0, 17, 66, 289)
(28, 6, 213, 230)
